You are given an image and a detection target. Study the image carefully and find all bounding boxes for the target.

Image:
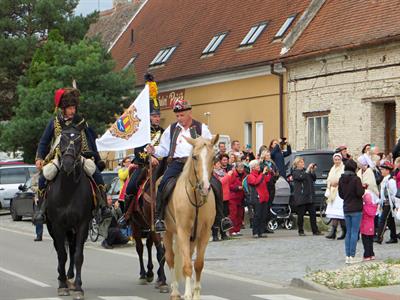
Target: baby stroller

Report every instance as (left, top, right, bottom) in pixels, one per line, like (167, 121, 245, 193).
(267, 176, 294, 231)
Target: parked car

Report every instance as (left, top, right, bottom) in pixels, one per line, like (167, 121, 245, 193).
(10, 178, 35, 221)
(0, 160, 26, 167)
(107, 176, 121, 204)
(101, 170, 118, 191)
(0, 165, 36, 209)
(285, 150, 334, 212)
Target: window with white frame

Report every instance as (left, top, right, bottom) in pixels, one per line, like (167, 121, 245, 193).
(202, 33, 227, 55)
(149, 46, 177, 66)
(308, 116, 328, 149)
(255, 122, 264, 153)
(244, 122, 252, 148)
(240, 22, 268, 46)
(274, 14, 296, 39)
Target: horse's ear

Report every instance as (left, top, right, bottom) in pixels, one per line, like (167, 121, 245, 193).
(183, 136, 196, 146)
(211, 134, 219, 146)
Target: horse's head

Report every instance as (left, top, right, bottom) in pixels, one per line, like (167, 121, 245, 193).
(59, 127, 82, 174)
(185, 134, 219, 197)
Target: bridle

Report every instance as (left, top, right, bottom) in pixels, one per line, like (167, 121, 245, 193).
(185, 148, 211, 209)
(60, 133, 82, 181)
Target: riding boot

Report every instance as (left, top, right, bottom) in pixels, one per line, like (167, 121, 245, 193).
(155, 191, 166, 232)
(32, 191, 46, 225)
(325, 225, 337, 239)
(337, 221, 346, 240)
(118, 194, 135, 227)
(211, 226, 219, 242)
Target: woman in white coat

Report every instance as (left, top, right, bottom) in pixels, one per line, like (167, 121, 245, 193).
(325, 153, 346, 240)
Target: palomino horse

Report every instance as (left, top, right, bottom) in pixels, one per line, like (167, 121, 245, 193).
(163, 135, 219, 300)
(46, 126, 93, 300)
(129, 158, 169, 293)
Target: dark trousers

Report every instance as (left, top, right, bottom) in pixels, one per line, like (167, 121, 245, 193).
(35, 223, 43, 238)
(253, 201, 267, 236)
(377, 205, 397, 240)
(361, 234, 374, 258)
(296, 203, 318, 234)
(126, 168, 142, 197)
(158, 160, 185, 193)
(223, 201, 230, 217)
(106, 227, 128, 246)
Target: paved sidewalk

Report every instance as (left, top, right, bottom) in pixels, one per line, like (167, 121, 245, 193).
(345, 285, 400, 300)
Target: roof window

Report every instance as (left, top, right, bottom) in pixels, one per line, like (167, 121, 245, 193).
(240, 23, 267, 46)
(202, 33, 227, 55)
(123, 55, 137, 70)
(149, 46, 177, 66)
(274, 15, 296, 39)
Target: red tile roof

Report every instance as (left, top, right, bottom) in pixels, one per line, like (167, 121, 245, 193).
(283, 0, 400, 61)
(86, 1, 144, 50)
(110, 0, 311, 86)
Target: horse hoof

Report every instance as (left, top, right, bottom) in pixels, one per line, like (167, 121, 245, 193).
(57, 288, 70, 296)
(146, 276, 154, 283)
(170, 295, 181, 300)
(138, 278, 147, 285)
(159, 284, 170, 293)
(67, 279, 75, 290)
(73, 291, 84, 300)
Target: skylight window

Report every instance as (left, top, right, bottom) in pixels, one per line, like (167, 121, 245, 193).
(150, 46, 177, 66)
(123, 55, 137, 70)
(202, 33, 227, 54)
(240, 23, 267, 46)
(275, 15, 296, 39)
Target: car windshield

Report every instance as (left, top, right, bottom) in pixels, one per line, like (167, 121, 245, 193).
(301, 154, 333, 179)
(0, 168, 27, 184)
(102, 172, 117, 186)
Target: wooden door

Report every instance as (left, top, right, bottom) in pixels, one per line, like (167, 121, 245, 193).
(385, 103, 396, 154)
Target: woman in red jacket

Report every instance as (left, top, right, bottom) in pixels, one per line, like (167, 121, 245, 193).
(229, 162, 246, 235)
(247, 159, 272, 238)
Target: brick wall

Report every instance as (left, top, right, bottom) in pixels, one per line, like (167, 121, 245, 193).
(287, 42, 400, 155)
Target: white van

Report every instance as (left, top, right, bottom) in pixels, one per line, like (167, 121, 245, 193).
(0, 165, 36, 209)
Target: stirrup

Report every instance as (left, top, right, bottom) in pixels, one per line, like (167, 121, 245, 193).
(155, 219, 166, 232)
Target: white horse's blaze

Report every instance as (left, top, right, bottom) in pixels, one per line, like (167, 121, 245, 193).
(200, 147, 210, 192)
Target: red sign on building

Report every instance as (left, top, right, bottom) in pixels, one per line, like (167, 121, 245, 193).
(158, 89, 185, 109)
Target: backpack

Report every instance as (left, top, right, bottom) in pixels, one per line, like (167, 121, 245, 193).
(243, 176, 259, 206)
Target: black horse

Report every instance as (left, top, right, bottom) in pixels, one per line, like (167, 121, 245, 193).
(128, 158, 169, 293)
(46, 126, 93, 300)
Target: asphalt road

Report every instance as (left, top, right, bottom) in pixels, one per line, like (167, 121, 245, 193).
(0, 218, 359, 300)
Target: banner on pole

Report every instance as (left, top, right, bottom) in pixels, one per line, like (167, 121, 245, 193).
(96, 85, 150, 151)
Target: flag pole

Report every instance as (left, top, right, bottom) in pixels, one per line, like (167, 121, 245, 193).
(149, 152, 155, 232)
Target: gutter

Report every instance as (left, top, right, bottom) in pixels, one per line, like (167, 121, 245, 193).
(271, 64, 285, 138)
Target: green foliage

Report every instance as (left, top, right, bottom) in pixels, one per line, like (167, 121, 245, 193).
(0, 0, 98, 120)
(1, 35, 136, 162)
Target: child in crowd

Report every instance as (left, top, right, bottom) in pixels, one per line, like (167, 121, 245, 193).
(360, 190, 377, 261)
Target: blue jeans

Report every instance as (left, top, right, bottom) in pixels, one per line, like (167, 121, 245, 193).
(344, 212, 362, 257)
(36, 223, 43, 238)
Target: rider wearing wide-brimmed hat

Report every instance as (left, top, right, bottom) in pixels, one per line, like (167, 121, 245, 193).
(147, 98, 233, 233)
(33, 87, 108, 224)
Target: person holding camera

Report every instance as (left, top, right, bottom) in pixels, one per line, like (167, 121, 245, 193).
(269, 138, 292, 180)
(292, 157, 321, 236)
(247, 160, 272, 238)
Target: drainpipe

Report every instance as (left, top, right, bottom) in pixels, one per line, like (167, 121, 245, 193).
(271, 64, 284, 138)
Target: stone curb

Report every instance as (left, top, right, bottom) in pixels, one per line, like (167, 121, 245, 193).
(290, 278, 367, 300)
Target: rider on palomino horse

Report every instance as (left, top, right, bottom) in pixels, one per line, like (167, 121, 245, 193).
(147, 98, 233, 233)
(33, 87, 108, 224)
(118, 98, 164, 225)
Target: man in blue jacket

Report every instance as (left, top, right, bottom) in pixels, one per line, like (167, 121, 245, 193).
(33, 87, 107, 224)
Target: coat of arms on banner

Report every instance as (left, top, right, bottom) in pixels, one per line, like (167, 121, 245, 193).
(110, 106, 141, 140)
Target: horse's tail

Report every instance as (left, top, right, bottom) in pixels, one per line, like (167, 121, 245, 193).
(173, 236, 183, 282)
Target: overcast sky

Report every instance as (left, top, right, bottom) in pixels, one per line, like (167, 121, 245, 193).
(75, 0, 113, 15)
